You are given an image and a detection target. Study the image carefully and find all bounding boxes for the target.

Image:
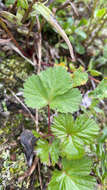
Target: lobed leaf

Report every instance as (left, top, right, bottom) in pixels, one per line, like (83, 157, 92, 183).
(48, 157, 96, 190)
(89, 79, 107, 99)
(51, 114, 99, 159)
(24, 66, 82, 113)
(36, 139, 60, 166)
(71, 70, 88, 87)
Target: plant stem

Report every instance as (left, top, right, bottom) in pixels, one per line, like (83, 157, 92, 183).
(86, 13, 107, 47)
(22, 0, 37, 23)
(35, 15, 42, 132)
(0, 18, 28, 57)
(48, 104, 51, 133)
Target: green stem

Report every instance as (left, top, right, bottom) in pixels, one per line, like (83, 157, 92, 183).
(22, 0, 37, 23)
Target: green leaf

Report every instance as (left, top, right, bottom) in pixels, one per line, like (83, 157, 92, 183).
(75, 29, 87, 39)
(69, 36, 75, 44)
(75, 43, 85, 55)
(50, 140, 60, 166)
(36, 139, 60, 166)
(32, 130, 41, 138)
(0, 11, 22, 25)
(51, 114, 99, 159)
(78, 18, 88, 27)
(95, 8, 106, 18)
(5, 0, 15, 6)
(32, 3, 75, 61)
(50, 88, 82, 113)
(96, 56, 107, 65)
(89, 79, 107, 99)
(17, 0, 28, 9)
(24, 66, 82, 113)
(71, 70, 88, 87)
(48, 157, 96, 190)
(60, 43, 69, 49)
(103, 44, 107, 58)
(16, 7, 25, 22)
(36, 139, 50, 165)
(89, 69, 102, 76)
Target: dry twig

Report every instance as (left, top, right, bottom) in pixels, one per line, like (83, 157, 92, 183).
(18, 157, 39, 182)
(8, 88, 36, 125)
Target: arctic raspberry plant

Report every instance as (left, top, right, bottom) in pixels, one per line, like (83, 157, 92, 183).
(23, 66, 99, 190)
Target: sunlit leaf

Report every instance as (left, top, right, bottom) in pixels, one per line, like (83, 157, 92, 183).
(89, 69, 102, 76)
(95, 8, 106, 18)
(71, 70, 88, 87)
(32, 130, 41, 138)
(17, 0, 28, 9)
(78, 18, 88, 27)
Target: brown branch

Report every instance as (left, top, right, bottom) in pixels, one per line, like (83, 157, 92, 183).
(88, 76, 100, 83)
(56, 0, 70, 11)
(8, 88, 37, 125)
(9, 0, 17, 13)
(69, 2, 79, 16)
(0, 18, 28, 57)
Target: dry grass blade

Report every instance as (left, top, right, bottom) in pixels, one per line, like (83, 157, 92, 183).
(0, 38, 11, 43)
(18, 157, 39, 182)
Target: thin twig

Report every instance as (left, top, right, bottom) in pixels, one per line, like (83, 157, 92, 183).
(18, 157, 39, 182)
(36, 15, 42, 74)
(86, 14, 107, 47)
(69, 2, 79, 16)
(22, 0, 37, 23)
(34, 15, 42, 132)
(57, 0, 70, 11)
(88, 76, 100, 83)
(0, 18, 28, 57)
(8, 42, 35, 66)
(8, 88, 36, 125)
(9, 0, 17, 13)
(26, 19, 35, 48)
(38, 161, 43, 190)
(85, 0, 98, 35)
